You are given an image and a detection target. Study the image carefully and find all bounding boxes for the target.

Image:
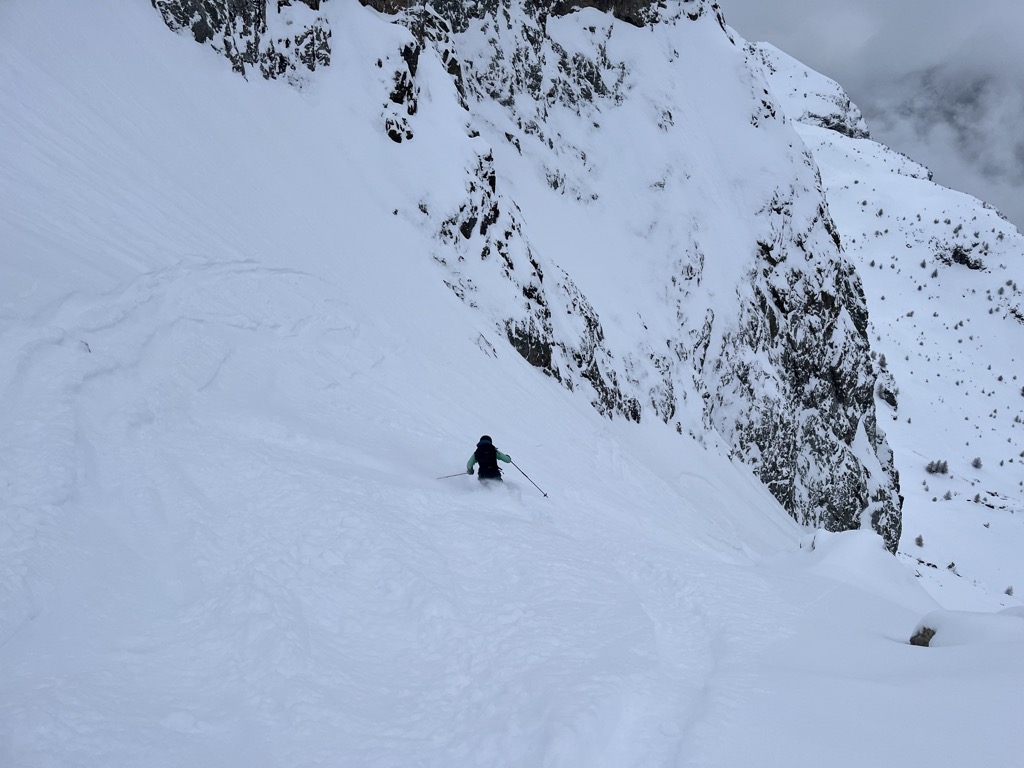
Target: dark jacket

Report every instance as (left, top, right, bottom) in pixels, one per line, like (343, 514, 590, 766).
(467, 437, 511, 479)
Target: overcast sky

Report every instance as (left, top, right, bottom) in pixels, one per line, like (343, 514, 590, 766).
(720, 0, 1024, 231)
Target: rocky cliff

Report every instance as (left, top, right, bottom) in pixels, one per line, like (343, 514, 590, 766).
(151, 0, 903, 551)
(151, 0, 331, 83)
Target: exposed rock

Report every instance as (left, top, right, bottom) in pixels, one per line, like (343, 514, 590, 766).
(360, 0, 721, 30)
(151, 0, 330, 84)
(549, 0, 665, 28)
(876, 373, 898, 410)
(935, 242, 986, 271)
(909, 626, 936, 647)
(702, 184, 901, 551)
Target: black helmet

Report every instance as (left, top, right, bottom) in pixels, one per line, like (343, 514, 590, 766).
(479, 435, 492, 443)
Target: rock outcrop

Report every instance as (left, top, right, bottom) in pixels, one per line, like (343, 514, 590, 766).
(151, 0, 330, 84)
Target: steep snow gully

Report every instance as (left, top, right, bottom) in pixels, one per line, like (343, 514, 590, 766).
(1, 1, 1023, 766)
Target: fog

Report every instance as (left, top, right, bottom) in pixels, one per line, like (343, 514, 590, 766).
(721, 0, 1024, 231)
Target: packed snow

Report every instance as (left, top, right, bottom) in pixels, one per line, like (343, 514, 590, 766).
(2, 1, 1022, 765)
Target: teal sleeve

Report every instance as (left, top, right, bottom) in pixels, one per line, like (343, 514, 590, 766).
(467, 453, 478, 470)
(497, 451, 511, 463)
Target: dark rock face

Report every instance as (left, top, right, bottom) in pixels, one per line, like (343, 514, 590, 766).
(150, 0, 902, 551)
(937, 242, 986, 271)
(909, 626, 936, 647)
(713, 224, 903, 550)
(549, 0, 689, 28)
(644, 123, 899, 553)
(151, 0, 330, 83)
(360, 0, 719, 30)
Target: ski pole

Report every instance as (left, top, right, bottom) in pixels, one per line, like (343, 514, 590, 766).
(436, 471, 468, 480)
(510, 460, 548, 497)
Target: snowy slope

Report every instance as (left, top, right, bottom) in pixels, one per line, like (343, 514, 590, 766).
(2, 2, 1023, 766)
(387, 0, 904, 548)
(148, 0, 905, 547)
(752, 42, 1024, 610)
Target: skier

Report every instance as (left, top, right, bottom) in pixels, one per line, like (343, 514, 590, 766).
(467, 435, 511, 482)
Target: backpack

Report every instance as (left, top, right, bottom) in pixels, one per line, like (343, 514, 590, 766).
(475, 440, 501, 478)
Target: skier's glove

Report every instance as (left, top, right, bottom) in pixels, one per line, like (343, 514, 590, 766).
(467, 468, 474, 475)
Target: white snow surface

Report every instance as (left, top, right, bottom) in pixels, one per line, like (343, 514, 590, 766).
(1, 1, 1022, 766)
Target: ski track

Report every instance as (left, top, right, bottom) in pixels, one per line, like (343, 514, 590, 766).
(4, 2, 1023, 765)
(0, 260, 802, 766)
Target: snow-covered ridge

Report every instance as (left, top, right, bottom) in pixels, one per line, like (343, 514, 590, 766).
(151, 0, 902, 548)
(750, 39, 1024, 608)
(746, 42, 869, 140)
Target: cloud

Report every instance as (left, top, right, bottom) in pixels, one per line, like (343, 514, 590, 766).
(722, 0, 1024, 92)
(721, 0, 1024, 230)
(869, 68, 1024, 226)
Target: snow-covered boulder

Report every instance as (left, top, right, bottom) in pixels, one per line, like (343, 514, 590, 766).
(910, 607, 1024, 647)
